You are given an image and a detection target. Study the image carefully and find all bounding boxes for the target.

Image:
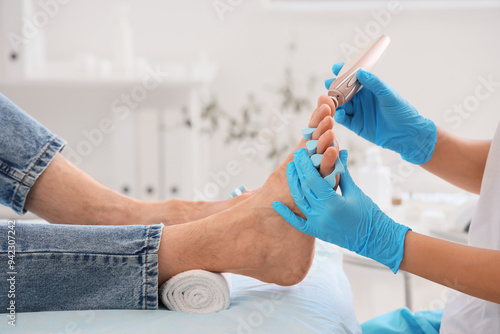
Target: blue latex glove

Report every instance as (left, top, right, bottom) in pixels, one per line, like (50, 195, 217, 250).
(325, 64, 437, 165)
(273, 148, 410, 273)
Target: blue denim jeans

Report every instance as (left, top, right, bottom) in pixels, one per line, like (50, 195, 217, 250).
(0, 93, 163, 311)
(0, 93, 66, 215)
(0, 221, 163, 312)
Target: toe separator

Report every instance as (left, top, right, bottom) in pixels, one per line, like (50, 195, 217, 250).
(311, 154, 323, 168)
(228, 184, 246, 199)
(302, 127, 316, 140)
(323, 156, 345, 187)
(306, 140, 318, 155)
(302, 126, 340, 187)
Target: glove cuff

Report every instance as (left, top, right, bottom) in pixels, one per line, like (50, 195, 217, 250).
(358, 210, 411, 274)
(401, 118, 437, 165)
(385, 220, 411, 274)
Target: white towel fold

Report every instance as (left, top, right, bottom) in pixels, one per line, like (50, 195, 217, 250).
(159, 270, 231, 314)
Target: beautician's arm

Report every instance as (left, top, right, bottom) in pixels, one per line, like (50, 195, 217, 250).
(275, 149, 500, 304)
(327, 66, 490, 194)
(421, 127, 491, 194)
(400, 231, 500, 304)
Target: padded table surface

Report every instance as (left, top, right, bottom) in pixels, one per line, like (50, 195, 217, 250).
(1, 239, 361, 334)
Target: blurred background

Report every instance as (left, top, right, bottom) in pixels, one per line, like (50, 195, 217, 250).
(1, 0, 500, 323)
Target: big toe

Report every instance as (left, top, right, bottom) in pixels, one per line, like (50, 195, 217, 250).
(312, 116, 334, 140)
(309, 104, 332, 128)
(316, 95, 337, 117)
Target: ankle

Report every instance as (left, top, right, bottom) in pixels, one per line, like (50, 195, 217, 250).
(143, 199, 203, 225)
(145, 197, 252, 226)
(141, 199, 219, 226)
(94, 190, 143, 225)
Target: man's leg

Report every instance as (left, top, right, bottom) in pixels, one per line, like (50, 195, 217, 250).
(2, 90, 342, 288)
(0, 92, 247, 226)
(24, 153, 251, 226)
(24, 95, 341, 289)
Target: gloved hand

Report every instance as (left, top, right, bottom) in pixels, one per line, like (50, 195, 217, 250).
(325, 64, 437, 165)
(273, 148, 410, 273)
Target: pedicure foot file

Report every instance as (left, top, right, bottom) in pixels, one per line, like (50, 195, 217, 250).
(328, 35, 390, 108)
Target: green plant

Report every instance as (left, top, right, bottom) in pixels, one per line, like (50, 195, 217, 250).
(182, 66, 317, 167)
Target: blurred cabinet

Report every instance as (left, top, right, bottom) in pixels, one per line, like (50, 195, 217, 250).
(1, 0, 45, 79)
(0, 0, 216, 205)
(106, 81, 211, 201)
(0, 78, 211, 206)
(343, 253, 407, 324)
(111, 104, 206, 202)
(161, 108, 199, 201)
(112, 107, 162, 201)
(137, 109, 160, 201)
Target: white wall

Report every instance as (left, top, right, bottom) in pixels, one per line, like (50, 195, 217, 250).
(2, 1, 500, 198)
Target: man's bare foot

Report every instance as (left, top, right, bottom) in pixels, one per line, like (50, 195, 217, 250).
(158, 96, 341, 286)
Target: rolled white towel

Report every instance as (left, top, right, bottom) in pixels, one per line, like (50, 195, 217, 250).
(159, 270, 231, 314)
